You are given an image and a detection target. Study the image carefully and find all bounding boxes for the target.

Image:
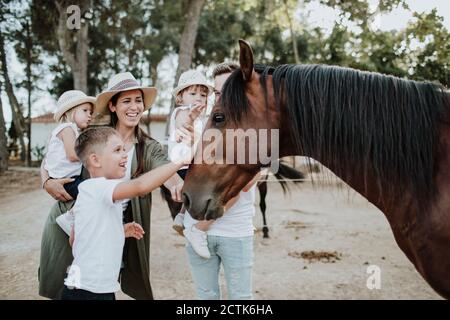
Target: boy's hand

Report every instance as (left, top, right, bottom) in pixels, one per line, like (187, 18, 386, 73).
(124, 222, 145, 240)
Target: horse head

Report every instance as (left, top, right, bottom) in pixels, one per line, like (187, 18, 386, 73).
(182, 40, 283, 220)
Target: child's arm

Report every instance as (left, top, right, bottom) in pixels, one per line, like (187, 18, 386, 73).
(114, 123, 195, 201)
(57, 126, 79, 162)
(224, 171, 262, 210)
(224, 195, 240, 211)
(243, 171, 262, 192)
(175, 109, 192, 131)
(113, 161, 184, 201)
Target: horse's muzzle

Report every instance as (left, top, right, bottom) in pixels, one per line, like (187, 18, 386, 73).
(183, 191, 223, 220)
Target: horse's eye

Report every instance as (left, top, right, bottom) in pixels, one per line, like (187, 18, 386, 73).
(213, 113, 226, 125)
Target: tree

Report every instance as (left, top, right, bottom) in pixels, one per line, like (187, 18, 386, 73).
(0, 85, 8, 173)
(55, 0, 90, 92)
(13, 9, 42, 165)
(401, 9, 450, 86)
(0, 30, 26, 162)
(165, 0, 206, 139)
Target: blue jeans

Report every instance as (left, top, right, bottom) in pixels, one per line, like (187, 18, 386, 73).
(186, 235, 253, 300)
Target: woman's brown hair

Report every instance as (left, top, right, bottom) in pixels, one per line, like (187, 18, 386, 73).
(109, 89, 150, 178)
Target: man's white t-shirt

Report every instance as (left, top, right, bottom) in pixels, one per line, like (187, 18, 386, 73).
(184, 185, 256, 237)
(64, 177, 124, 293)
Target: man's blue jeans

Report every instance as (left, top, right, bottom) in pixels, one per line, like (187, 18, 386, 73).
(186, 235, 254, 300)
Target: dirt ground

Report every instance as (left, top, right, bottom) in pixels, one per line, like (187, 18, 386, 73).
(0, 168, 442, 299)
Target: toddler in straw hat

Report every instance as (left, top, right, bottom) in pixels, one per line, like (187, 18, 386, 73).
(169, 69, 215, 259)
(44, 90, 95, 200)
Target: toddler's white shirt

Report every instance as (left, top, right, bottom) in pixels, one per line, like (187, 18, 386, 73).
(44, 122, 82, 178)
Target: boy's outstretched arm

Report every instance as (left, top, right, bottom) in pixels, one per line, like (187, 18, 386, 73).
(114, 123, 195, 202)
(113, 161, 183, 201)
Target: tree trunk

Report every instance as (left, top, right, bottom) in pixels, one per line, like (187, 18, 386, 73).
(282, 0, 300, 64)
(24, 18, 32, 166)
(55, 0, 89, 93)
(0, 88, 8, 173)
(164, 0, 206, 140)
(0, 31, 27, 162)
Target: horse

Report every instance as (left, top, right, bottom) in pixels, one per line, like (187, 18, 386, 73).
(161, 160, 305, 238)
(182, 40, 450, 298)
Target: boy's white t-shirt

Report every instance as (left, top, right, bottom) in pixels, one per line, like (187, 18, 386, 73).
(64, 177, 124, 294)
(44, 122, 82, 178)
(184, 185, 256, 237)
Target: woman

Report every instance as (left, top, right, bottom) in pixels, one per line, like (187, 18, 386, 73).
(39, 72, 187, 299)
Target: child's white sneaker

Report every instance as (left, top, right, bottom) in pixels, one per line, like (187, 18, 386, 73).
(56, 210, 74, 236)
(183, 225, 210, 259)
(172, 213, 185, 236)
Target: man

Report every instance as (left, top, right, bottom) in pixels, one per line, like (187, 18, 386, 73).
(184, 62, 260, 300)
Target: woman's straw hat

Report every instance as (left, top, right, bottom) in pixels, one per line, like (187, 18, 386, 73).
(54, 90, 96, 122)
(172, 70, 214, 98)
(96, 72, 157, 115)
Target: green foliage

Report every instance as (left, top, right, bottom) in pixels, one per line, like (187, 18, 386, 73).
(401, 9, 450, 85)
(31, 143, 45, 162)
(14, 0, 450, 99)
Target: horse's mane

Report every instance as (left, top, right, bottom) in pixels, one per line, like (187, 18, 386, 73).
(220, 63, 447, 206)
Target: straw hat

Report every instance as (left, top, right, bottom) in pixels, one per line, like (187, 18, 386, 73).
(172, 70, 214, 98)
(95, 72, 157, 115)
(54, 90, 96, 122)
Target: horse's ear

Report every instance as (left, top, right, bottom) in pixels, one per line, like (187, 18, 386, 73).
(239, 39, 254, 82)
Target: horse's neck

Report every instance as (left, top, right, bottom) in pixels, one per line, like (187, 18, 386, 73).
(280, 143, 414, 227)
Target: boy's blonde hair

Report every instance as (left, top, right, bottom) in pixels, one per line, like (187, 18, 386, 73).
(74, 126, 118, 167)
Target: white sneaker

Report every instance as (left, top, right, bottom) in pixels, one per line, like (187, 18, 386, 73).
(183, 225, 210, 259)
(56, 210, 74, 236)
(172, 213, 185, 236)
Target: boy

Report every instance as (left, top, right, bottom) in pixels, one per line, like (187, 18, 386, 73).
(62, 126, 192, 300)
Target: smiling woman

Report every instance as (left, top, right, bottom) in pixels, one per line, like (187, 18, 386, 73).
(39, 72, 187, 300)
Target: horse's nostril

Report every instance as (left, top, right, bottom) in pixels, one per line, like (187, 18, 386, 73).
(183, 192, 191, 211)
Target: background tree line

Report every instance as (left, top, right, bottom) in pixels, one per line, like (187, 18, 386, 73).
(0, 0, 449, 172)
